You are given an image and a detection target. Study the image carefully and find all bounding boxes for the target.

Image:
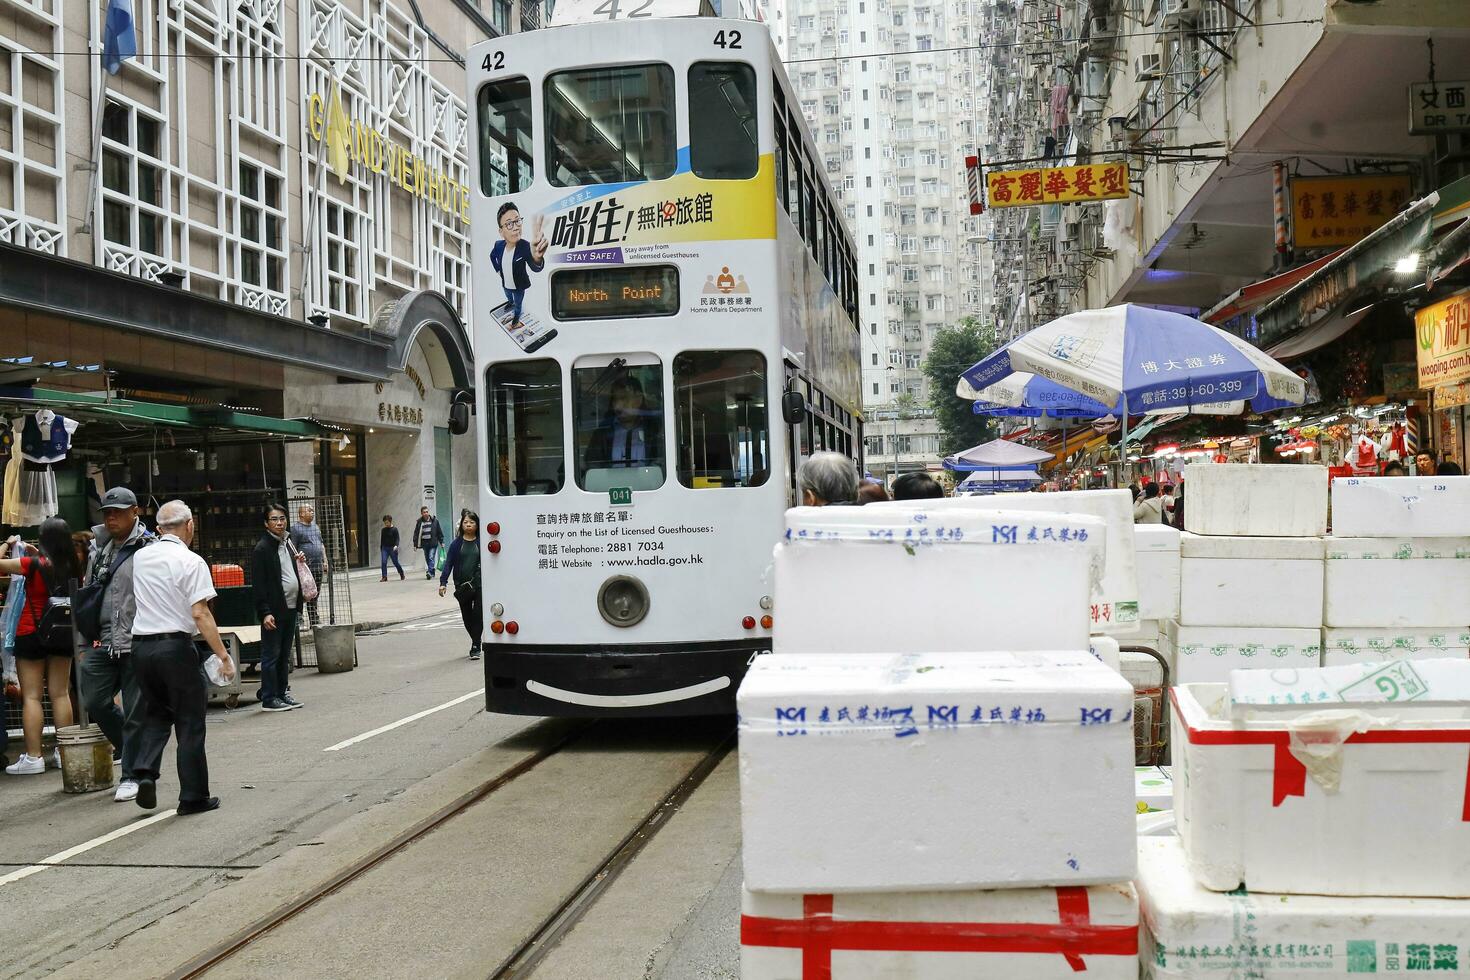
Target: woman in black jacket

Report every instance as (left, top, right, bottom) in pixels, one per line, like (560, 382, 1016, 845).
(251, 502, 303, 712)
(438, 511, 482, 661)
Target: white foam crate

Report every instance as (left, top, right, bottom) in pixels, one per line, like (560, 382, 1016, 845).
(1140, 836, 1470, 978)
(738, 652, 1138, 893)
(774, 505, 1104, 653)
(1162, 621, 1321, 684)
(1331, 475, 1470, 537)
(1135, 525, 1181, 621)
(1184, 464, 1327, 537)
(1170, 682, 1470, 896)
(742, 882, 1141, 979)
(1324, 537, 1470, 628)
(1177, 533, 1324, 629)
(1322, 627, 1470, 666)
(883, 491, 1141, 633)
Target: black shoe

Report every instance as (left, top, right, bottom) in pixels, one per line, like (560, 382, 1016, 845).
(261, 698, 292, 712)
(281, 693, 304, 709)
(399, 571, 405, 580)
(136, 778, 157, 810)
(177, 797, 220, 815)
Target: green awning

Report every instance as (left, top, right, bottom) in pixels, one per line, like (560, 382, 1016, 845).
(0, 388, 328, 438)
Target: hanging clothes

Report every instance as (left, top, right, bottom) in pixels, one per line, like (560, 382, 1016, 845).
(2, 420, 23, 525)
(1385, 421, 1409, 462)
(1344, 434, 1382, 475)
(1050, 83, 1071, 131)
(19, 409, 76, 464)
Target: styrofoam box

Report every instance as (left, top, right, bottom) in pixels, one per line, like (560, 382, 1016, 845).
(1141, 836, 1470, 978)
(742, 882, 1140, 979)
(774, 506, 1104, 654)
(1324, 537, 1470, 628)
(1135, 525, 1181, 621)
(1178, 533, 1324, 629)
(738, 652, 1137, 892)
(1170, 682, 1470, 896)
(1114, 618, 1162, 651)
(1184, 464, 1328, 537)
(1091, 635, 1122, 672)
(1136, 765, 1172, 812)
(1162, 621, 1321, 684)
(1229, 657, 1470, 709)
(1323, 626, 1470, 665)
(883, 490, 1140, 633)
(1331, 475, 1470, 537)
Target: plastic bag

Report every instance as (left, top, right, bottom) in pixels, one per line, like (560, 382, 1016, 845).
(1, 572, 23, 683)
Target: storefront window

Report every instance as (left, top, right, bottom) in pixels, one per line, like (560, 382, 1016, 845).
(489, 359, 565, 496)
(545, 64, 676, 186)
(478, 76, 534, 197)
(673, 351, 769, 488)
(573, 356, 665, 491)
(688, 62, 758, 180)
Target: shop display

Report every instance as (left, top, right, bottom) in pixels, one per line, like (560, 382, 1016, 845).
(741, 883, 1141, 979)
(1184, 464, 1328, 537)
(1178, 533, 1325, 629)
(774, 506, 1104, 654)
(738, 651, 1136, 893)
(1171, 682, 1470, 897)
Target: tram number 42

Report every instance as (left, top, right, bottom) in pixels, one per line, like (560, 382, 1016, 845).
(713, 29, 742, 48)
(589, 0, 656, 17)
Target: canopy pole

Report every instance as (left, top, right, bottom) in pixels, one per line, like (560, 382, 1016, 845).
(1120, 411, 1130, 488)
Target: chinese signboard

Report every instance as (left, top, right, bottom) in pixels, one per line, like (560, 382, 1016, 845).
(984, 162, 1129, 209)
(1291, 174, 1411, 248)
(1416, 291, 1470, 389)
(1409, 80, 1470, 135)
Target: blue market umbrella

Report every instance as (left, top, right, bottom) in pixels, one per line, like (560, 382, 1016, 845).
(957, 372, 1120, 419)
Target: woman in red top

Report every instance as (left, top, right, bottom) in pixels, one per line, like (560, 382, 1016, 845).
(1, 518, 80, 775)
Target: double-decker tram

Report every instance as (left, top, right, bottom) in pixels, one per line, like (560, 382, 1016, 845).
(466, 16, 862, 715)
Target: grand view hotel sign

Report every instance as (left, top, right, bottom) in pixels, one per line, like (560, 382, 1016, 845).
(307, 80, 471, 225)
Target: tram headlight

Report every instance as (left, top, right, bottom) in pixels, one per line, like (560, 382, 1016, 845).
(491, 602, 505, 617)
(597, 575, 650, 628)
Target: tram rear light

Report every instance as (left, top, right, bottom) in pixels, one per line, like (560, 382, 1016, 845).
(760, 615, 773, 629)
(488, 521, 501, 535)
(759, 595, 773, 611)
(742, 616, 756, 630)
(491, 620, 505, 635)
(488, 540, 502, 555)
(506, 621, 519, 635)
(490, 602, 505, 617)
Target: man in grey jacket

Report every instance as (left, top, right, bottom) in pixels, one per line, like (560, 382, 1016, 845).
(80, 487, 154, 802)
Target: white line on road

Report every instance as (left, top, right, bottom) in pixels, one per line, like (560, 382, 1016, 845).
(0, 810, 177, 887)
(323, 688, 486, 752)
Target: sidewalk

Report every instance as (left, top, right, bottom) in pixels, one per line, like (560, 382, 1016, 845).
(342, 559, 457, 631)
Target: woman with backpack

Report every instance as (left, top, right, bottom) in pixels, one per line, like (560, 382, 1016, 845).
(0, 518, 80, 775)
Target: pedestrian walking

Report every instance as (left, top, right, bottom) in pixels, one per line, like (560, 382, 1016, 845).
(77, 488, 154, 801)
(0, 518, 80, 775)
(796, 451, 858, 507)
(252, 502, 304, 712)
(289, 504, 327, 626)
(413, 506, 444, 580)
(892, 472, 945, 501)
(439, 511, 483, 661)
(128, 499, 235, 813)
(1133, 482, 1167, 524)
(379, 515, 404, 581)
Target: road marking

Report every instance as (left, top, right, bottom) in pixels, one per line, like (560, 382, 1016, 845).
(0, 810, 177, 887)
(323, 688, 485, 752)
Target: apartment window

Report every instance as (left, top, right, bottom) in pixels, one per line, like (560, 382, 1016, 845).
(901, 267, 918, 282)
(872, 383, 880, 396)
(478, 76, 534, 196)
(546, 64, 676, 186)
(237, 161, 285, 294)
(100, 100, 164, 256)
(871, 352, 878, 366)
(322, 202, 361, 317)
(917, 35, 932, 50)
(863, 118, 870, 130)
(923, 237, 941, 252)
(859, 31, 867, 42)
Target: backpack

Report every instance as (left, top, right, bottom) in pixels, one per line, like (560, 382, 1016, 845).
(32, 560, 74, 650)
(74, 540, 144, 644)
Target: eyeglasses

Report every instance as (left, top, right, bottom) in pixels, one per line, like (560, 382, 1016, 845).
(500, 218, 523, 230)
(267, 516, 288, 524)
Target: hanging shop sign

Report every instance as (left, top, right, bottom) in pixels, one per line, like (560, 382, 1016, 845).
(1437, 381, 1470, 410)
(307, 81, 471, 226)
(1409, 80, 1470, 135)
(1382, 361, 1420, 394)
(984, 162, 1129, 209)
(1417, 291, 1470, 389)
(1290, 175, 1412, 248)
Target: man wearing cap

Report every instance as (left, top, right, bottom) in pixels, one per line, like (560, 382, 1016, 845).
(80, 487, 154, 803)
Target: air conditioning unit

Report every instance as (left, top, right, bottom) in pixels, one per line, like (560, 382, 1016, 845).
(1134, 53, 1164, 81)
(1157, 0, 1198, 27)
(1090, 15, 1115, 38)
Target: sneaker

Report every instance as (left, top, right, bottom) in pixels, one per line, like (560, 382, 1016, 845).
(115, 779, 140, 802)
(5, 754, 45, 775)
(48, 748, 61, 770)
(261, 698, 293, 712)
(281, 693, 304, 709)
(469, 642, 481, 661)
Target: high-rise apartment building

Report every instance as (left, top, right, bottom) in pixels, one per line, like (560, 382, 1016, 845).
(773, 0, 990, 478)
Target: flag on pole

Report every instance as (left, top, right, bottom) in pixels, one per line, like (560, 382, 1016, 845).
(102, 0, 138, 75)
(324, 77, 352, 185)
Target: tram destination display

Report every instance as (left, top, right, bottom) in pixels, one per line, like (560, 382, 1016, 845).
(551, 265, 680, 320)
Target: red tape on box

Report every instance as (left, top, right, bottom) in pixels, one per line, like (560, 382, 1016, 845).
(740, 887, 1137, 978)
(1170, 688, 1470, 820)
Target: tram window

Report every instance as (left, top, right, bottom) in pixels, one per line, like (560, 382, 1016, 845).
(801, 172, 816, 248)
(478, 77, 534, 197)
(814, 206, 827, 275)
(573, 356, 666, 492)
(689, 63, 758, 180)
(773, 115, 789, 214)
(545, 64, 676, 187)
(488, 359, 564, 496)
(785, 118, 802, 217)
(673, 350, 770, 489)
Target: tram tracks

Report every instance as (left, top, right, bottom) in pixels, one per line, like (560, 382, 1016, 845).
(166, 719, 734, 979)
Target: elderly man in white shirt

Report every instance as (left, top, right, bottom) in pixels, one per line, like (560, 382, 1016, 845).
(129, 499, 235, 814)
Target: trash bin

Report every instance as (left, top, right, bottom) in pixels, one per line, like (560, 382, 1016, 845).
(313, 624, 356, 673)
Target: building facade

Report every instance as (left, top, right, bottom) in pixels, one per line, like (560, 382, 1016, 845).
(0, 0, 533, 563)
(776, 0, 989, 478)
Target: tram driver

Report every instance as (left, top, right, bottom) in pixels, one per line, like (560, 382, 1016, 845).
(585, 376, 664, 471)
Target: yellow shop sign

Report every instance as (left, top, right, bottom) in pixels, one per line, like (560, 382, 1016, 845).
(307, 79, 471, 225)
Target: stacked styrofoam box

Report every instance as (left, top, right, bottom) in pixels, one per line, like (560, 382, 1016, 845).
(1325, 477, 1470, 666)
(1133, 525, 1180, 624)
(742, 503, 1143, 977)
(1164, 466, 1328, 684)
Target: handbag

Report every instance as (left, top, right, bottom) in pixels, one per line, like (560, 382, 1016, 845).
(287, 539, 320, 602)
